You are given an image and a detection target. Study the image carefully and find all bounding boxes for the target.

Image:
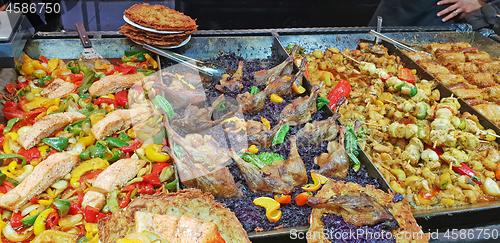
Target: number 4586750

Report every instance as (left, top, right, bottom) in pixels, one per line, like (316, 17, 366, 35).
(6, 3, 61, 14)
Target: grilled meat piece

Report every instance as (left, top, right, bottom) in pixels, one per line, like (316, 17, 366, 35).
(253, 57, 293, 85)
(98, 189, 251, 243)
(41, 78, 77, 99)
(296, 114, 340, 147)
(263, 58, 306, 98)
(17, 112, 86, 150)
(446, 61, 479, 74)
(453, 88, 484, 100)
(164, 73, 207, 107)
(280, 85, 320, 126)
(91, 106, 152, 140)
(418, 62, 450, 76)
(0, 153, 79, 211)
(465, 51, 490, 62)
(89, 72, 146, 96)
(171, 94, 234, 133)
(216, 60, 244, 93)
(436, 74, 467, 86)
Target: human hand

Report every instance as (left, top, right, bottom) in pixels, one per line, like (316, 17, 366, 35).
(437, 0, 485, 22)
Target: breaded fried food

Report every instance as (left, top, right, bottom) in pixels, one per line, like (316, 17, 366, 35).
(119, 23, 194, 46)
(307, 181, 428, 243)
(124, 3, 197, 31)
(98, 189, 251, 243)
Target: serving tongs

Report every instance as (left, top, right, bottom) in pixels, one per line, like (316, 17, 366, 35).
(369, 30, 433, 58)
(142, 44, 227, 78)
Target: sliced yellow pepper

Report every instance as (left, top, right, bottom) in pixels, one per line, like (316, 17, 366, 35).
(145, 144, 170, 163)
(47, 58, 60, 73)
(3, 132, 19, 154)
(127, 128, 136, 139)
(31, 230, 78, 243)
(34, 208, 56, 235)
(46, 105, 59, 114)
(70, 158, 109, 188)
(38, 145, 50, 158)
(85, 223, 98, 240)
(32, 60, 45, 70)
(22, 97, 55, 112)
(145, 53, 158, 69)
(89, 113, 105, 125)
(0, 218, 7, 242)
(117, 239, 143, 243)
(78, 134, 96, 147)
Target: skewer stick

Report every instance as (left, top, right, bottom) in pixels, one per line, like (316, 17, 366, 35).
(340, 52, 360, 64)
(479, 140, 490, 143)
(384, 99, 397, 105)
(364, 123, 382, 127)
(486, 133, 500, 138)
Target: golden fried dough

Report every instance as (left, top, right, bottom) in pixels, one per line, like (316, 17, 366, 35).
(124, 3, 197, 31)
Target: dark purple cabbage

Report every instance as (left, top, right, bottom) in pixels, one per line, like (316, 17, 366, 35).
(321, 214, 396, 243)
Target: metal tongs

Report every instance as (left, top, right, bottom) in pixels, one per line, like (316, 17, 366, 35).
(369, 30, 433, 57)
(142, 44, 227, 78)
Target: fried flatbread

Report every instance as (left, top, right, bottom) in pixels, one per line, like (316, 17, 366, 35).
(119, 24, 194, 46)
(307, 181, 428, 243)
(124, 3, 197, 31)
(98, 189, 251, 243)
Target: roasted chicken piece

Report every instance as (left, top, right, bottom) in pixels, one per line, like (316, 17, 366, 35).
(314, 140, 349, 179)
(436, 52, 465, 64)
(280, 85, 320, 126)
(465, 51, 490, 62)
(474, 60, 500, 73)
(246, 120, 285, 148)
(473, 103, 500, 126)
(464, 73, 495, 88)
(89, 72, 146, 96)
(41, 78, 77, 99)
(424, 43, 452, 54)
(453, 88, 484, 100)
(296, 114, 339, 147)
(253, 57, 293, 85)
(229, 136, 307, 194)
(418, 62, 450, 76)
(166, 123, 243, 198)
(236, 90, 267, 114)
(164, 73, 206, 107)
(406, 52, 432, 62)
(263, 58, 306, 97)
(171, 94, 234, 133)
(216, 60, 244, 93)
(436, 74, 467, 86)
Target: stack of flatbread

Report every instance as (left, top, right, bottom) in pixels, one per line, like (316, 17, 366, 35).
(119, 3, 197, 47)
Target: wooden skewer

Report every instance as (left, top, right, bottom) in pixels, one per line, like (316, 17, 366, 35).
(363, 123, 382, 127)
(384, 99, 397, 105)
(340, 52, 360, 64)
(479, 140, 490, 143)
(486, 133, 500, 138)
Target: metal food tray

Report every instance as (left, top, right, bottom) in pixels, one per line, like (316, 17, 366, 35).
(277, 31, 500, 232)
(159, 34, 391, 242)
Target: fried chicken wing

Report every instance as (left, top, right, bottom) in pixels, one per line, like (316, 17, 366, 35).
(280, 85, 320, 126)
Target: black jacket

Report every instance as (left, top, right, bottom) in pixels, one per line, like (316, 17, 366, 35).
(368, 0, 453, 26)
(465, 0, 500, 31)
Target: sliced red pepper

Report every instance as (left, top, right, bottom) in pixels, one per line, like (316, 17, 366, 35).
(2, 102, 25, 120)
(137, 181, 154, 194)
(10, 211, 23, 228)
(94, 98, 118, 107)
(83, 170, 103, 180)
(122, 184, 136, 192)
(30, 197, 39, 204)
(69, 202, 83, 215)
(327, 80, 351, 110)
(83, 206, 107, 223)
(396, 68, 415, 84)
(39, 56, 48, 63)
(5, 84, 16, 94)
(76, 190, 84, 206)
(17, 147, 41, 163)
(12, 120, 34, 133)
(119, 190, 133, 208)
(16, 82, 29, 90)
(0, 186, 7, 194)
(24, 107, 47, 121)
(2, 181, 15, 190)
(113, 64, 137, 75)
(425, 145, 482, 185)
(151, 163, 169, 177)
(142, 174, 162, 186)
(114, 90, 128, 107)
(118, 139, 143, 152)
(419, 189, 439, 200)
(45, 211, 59, 229)
(381, 72, 391, 81)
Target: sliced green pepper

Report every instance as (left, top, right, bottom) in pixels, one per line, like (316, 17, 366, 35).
(21, 212, 40, 227)
(106, 137, 129, 148)
(153, 130, 165, 145)
(125, 50, 142, 57)
(4, 118, 24, 134)
(67, 61, 79, 74)
(77, 61, 92, 75)
(165, 179, 178, 190)
(89, 144, 105, 159)
(118, 132, 132, 142)
(0, 173, 6, 185)
(345, 123, 361, 172)
(458, 119, 466, 130)
(416, 103, 428, 120)
(136, 69, 155, 76)
(103, 149, 122, 162)
(80, 148, 91, 161)
(152, 96, 175, 120)
(250, 86, 260, 95)
(77, 236, 90, 243)
(216, 101, 226, 112)
(107, 190, 121, 213)
(52, 199, 70, 217)
(42, 137, 69, 152)
(316, 96, 331, 110)
(0, 154, 28, 166)
(410, 86, 418, 97)
(396, 81, 406, 91)
(271, 123, 290, 145)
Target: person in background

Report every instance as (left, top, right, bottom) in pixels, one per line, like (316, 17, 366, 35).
(369, 0, 498, 30)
